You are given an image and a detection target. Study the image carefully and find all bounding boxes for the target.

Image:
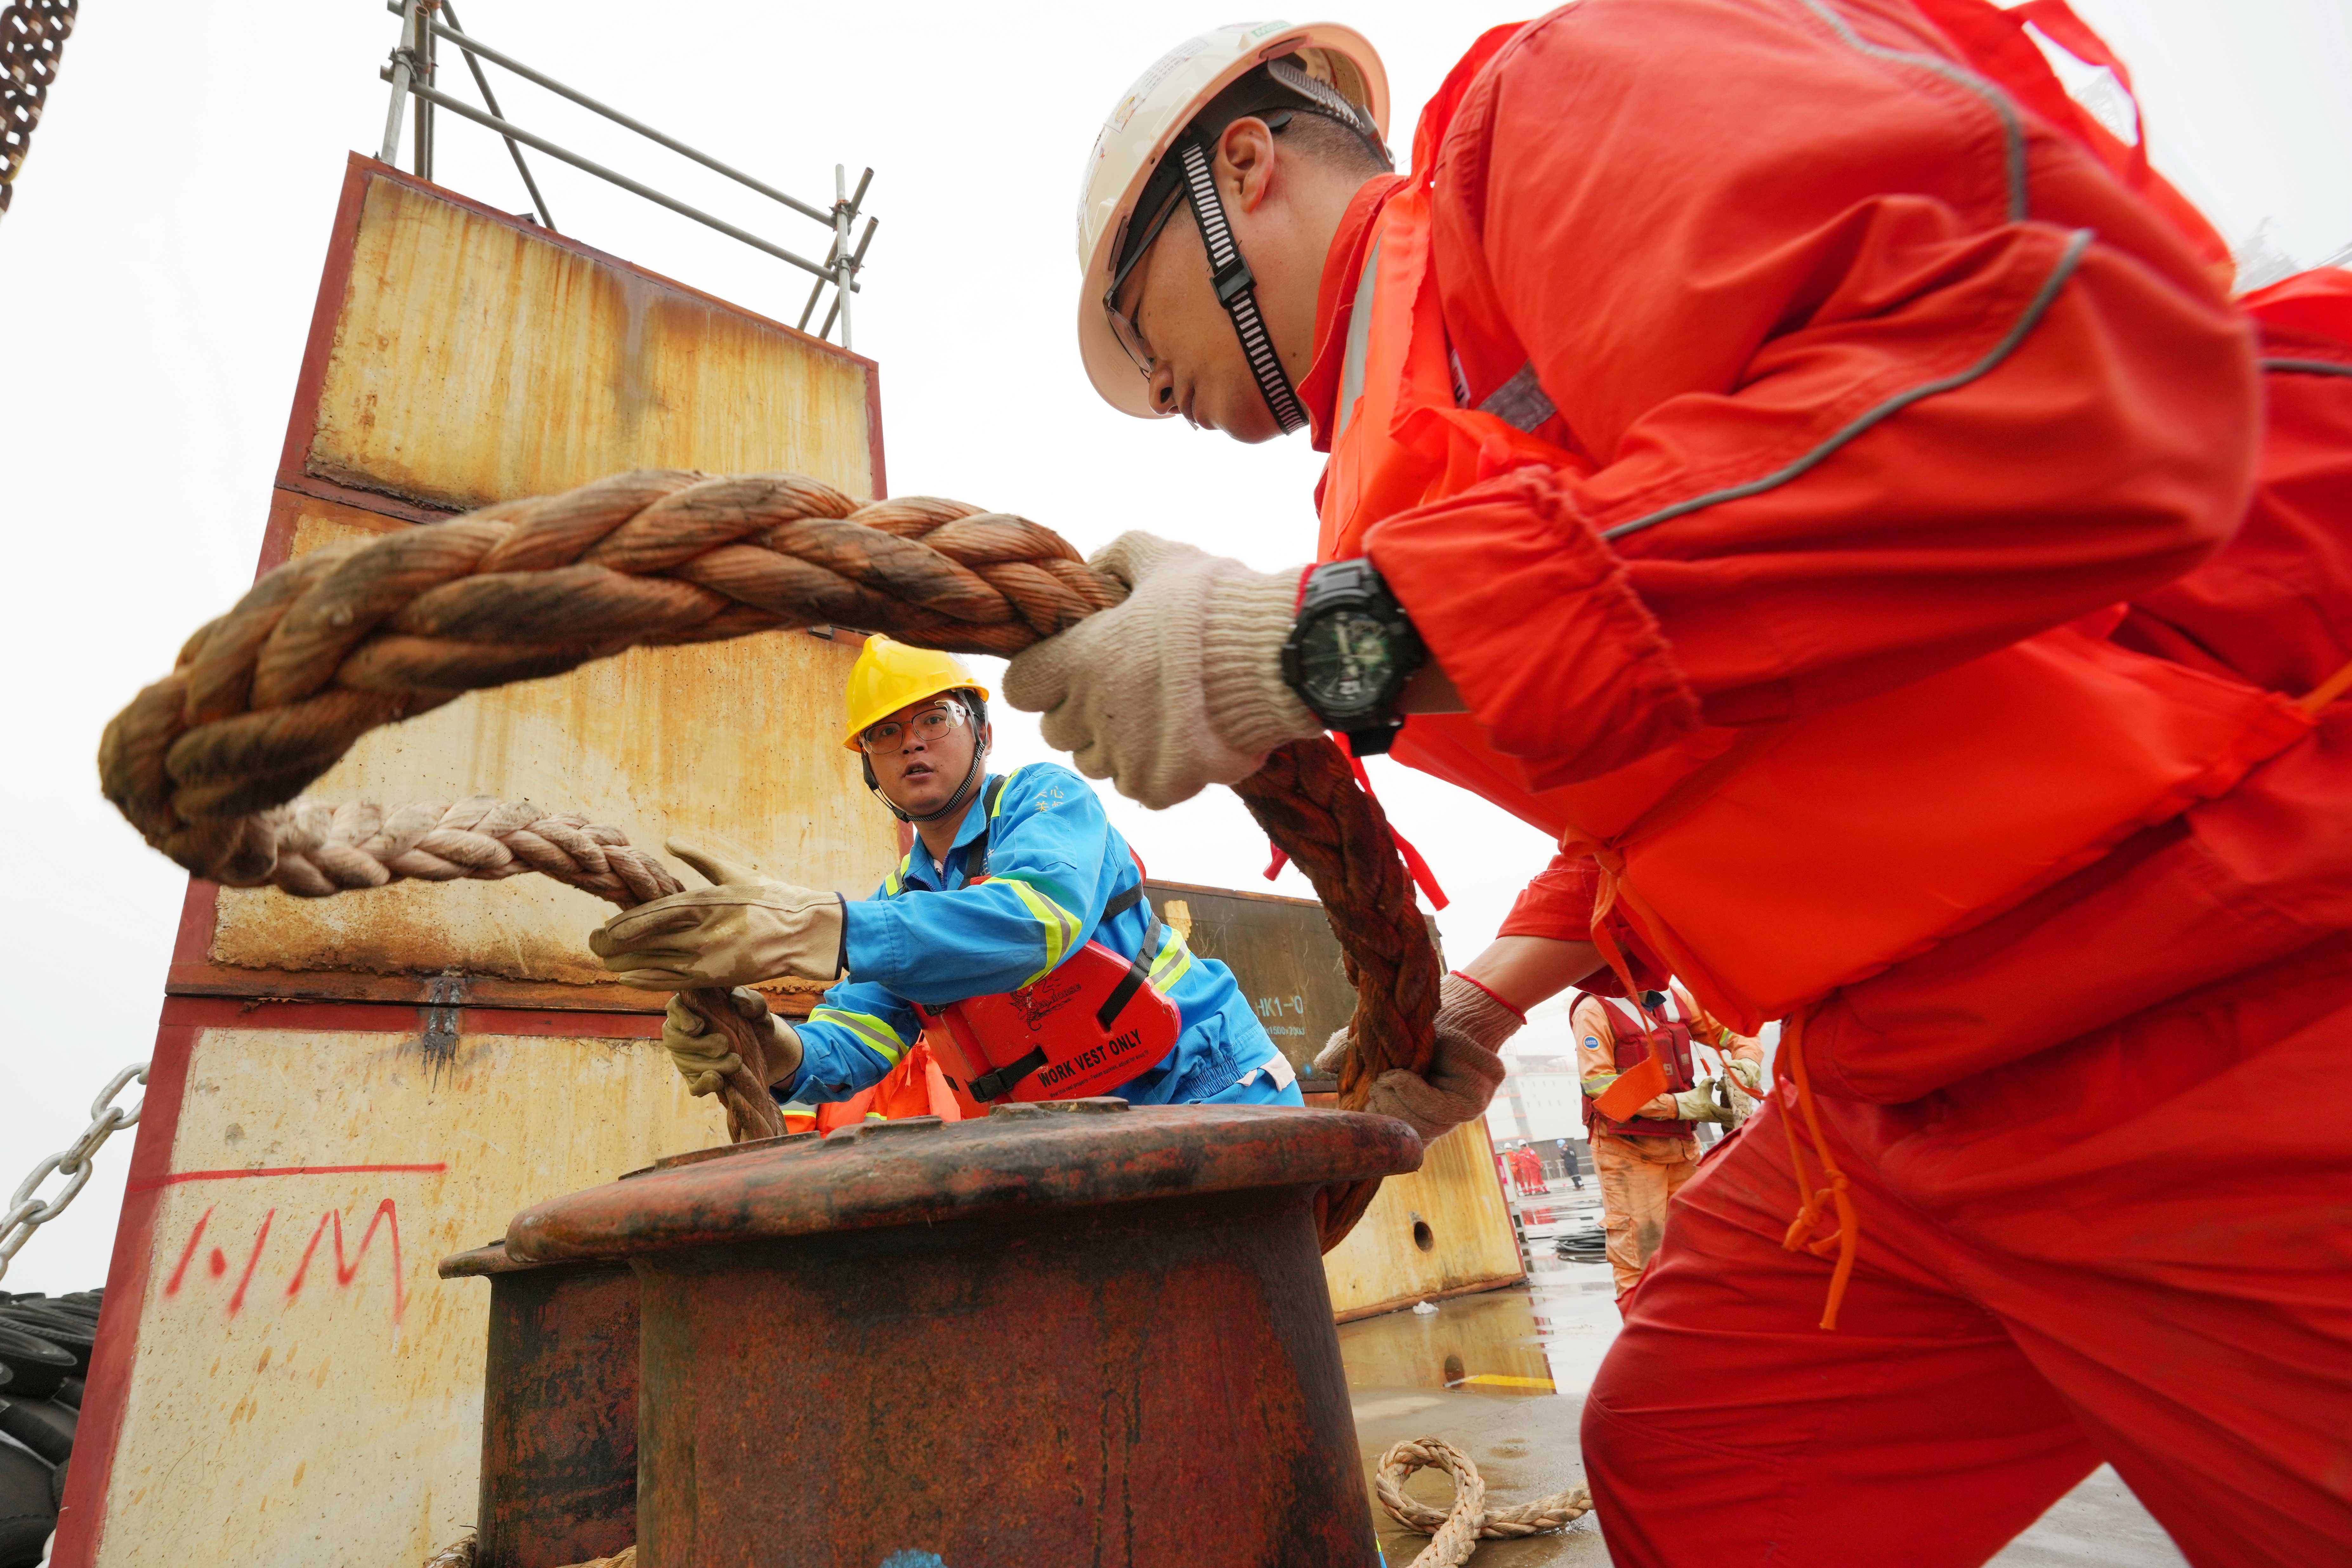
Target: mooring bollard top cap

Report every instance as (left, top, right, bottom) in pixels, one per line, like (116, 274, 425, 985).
(507, 1102, 1421, 1263)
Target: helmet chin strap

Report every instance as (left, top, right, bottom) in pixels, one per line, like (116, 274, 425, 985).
(1174, 140, 1307, 435)
(869, 733, 989, 826)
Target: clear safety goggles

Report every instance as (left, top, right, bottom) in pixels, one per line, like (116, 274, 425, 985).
(858, 701, 969, 756)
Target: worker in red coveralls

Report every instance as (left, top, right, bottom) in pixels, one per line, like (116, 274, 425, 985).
(1007, 7, 2352, 1565)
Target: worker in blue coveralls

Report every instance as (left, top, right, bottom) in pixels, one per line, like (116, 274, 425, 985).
(588, 636, 1303, 1112)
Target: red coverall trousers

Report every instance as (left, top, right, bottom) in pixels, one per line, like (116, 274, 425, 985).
(1585, 941, 2352, 1567)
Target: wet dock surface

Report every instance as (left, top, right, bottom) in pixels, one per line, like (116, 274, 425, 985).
(1337, 1182, 2188, 1566)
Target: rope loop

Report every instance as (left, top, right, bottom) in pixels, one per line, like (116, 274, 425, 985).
(1375, 1437, 1592, 1566)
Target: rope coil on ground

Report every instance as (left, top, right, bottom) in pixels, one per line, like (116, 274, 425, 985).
(1376, 1437, 1593, 1566)
(97, 469, 1439, 1243)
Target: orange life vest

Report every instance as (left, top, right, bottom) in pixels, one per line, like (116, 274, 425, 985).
(1583, 993, 1699, 1140)
(912, 777, 1183, 1104)
(1318, 182, 2316, 1034)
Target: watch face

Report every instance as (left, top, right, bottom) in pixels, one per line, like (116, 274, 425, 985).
(1300, 608, 1396, 719)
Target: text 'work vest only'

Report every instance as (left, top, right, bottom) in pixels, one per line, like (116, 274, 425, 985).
(911, 776, 1182, 1104)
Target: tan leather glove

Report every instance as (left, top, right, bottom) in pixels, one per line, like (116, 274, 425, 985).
(1003, 533, 1321, 810)
(1672, 1079, 1737, 1125)
(1723, 1056, 1766, 1096)
(591, 838, 845, 990)
(660, 989, 804, 1096)
(1360, 972, 1520, 1144)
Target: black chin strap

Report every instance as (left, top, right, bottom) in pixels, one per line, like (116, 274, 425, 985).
(1175, 140, 1307, 435)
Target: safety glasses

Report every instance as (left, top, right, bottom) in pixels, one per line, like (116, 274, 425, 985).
(859, 702, 969, 756)
(1102, 182, 1186, 377)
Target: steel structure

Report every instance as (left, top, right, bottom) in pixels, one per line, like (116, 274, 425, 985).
(377, 0, 876, 345)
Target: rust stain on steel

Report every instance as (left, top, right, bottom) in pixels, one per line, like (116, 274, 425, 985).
(208, 505, 898, 986)
(512, 1103, 1419, 1567)
(442, 1244, 639, 1568)
(1318, 1117, 1525, 1321)
(309, 176, 875, 515)
(1147, 878, 1443, 1075)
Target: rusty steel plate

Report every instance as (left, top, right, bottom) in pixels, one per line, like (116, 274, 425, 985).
(442, 1243, 641, 1568)
(508, 1102, 1420, 1263)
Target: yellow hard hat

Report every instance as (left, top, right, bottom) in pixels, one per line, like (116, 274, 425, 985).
(841, 636, 990, 751)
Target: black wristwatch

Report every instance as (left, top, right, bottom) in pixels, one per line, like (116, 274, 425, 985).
(1280, 559, 1428, 756)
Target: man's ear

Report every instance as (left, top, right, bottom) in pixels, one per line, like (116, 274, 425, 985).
(1217, 115, 1278, 213)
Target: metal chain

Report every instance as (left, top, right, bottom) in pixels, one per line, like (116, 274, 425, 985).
(0, 0, 79, 219)
(0, 1062, 149, 1283)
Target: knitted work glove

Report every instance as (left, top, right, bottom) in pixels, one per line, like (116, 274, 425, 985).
(660, 989, 804, 1097)
(1313, 1025, 1351, 1075)
(591, 837, 844, 990)
(1723, 1056, 1766, 1095)
(1359, 971, 1521, 1143)
(1003, 533, 1321, 810)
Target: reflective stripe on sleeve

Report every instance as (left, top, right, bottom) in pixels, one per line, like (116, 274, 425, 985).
(808, 1006, 914, 1066)
(995, 877, 1084, 988)
(1147, 927, 1193, 994)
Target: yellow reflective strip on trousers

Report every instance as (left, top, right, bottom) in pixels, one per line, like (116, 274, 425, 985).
(809, 1007, 910, 1066)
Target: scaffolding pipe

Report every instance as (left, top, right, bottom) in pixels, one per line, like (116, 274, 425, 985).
(377, 0, 421, 165)
(407, 10, 834, 227)
(383, 73, 856, 287)
(438, 0, 554, 229)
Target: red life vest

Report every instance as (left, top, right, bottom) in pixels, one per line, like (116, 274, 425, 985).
(1582, 993, 1698, 1140)
(912, 777, 1182, 1104)
(1315, 61, 2316, 1035)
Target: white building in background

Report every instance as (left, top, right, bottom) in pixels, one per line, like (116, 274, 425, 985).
(1486, 996, 1589, 1150)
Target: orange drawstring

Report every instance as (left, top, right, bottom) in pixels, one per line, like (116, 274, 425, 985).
(2295, 653, 2352, 715)
(1770, 1008, 1858, 1329)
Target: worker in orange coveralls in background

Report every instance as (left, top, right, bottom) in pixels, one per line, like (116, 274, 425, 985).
(1007, 5, 2352, 1565)
(1573, 985, 1764, 1301)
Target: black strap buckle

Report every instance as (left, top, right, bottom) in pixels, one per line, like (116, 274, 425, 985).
(968, 1045, 1048, 1103)
(1212, 253, 1256, 307)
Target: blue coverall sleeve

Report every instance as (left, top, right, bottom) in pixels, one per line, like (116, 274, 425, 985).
(837, 768, 1116, 1007)
(783, 967, 926, 1103)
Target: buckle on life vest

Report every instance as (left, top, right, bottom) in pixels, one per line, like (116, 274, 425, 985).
(920, 900, 1182, 1105)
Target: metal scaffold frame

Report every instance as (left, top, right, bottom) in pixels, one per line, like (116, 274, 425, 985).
(376, 0, 876, 346)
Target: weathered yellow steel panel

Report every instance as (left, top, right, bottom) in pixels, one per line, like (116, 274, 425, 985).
(1322, 1117, 1524, 1320)
(310, 175, 875, 512)
(92, 1024, 723, 1568)
(208, 507, 901, 986)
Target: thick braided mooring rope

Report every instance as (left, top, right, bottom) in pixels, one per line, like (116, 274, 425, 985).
(243, 791, 789, 1143)
(97, 470, 1438, 1244)
(1376, 1438, 1593, 1566)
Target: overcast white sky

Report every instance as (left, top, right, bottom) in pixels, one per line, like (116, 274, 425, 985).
(1, 1, 2346, 1292)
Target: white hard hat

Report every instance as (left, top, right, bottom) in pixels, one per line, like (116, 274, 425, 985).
(1077, 22, 1390, 421)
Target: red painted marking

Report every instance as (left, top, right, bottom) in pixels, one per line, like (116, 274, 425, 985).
(129, 1162, 447, 1193)
(285, 1200, 408, 1322)
(162, 1207, 213, 1295)
(226, 1210, 275, 1315)
(207, 1250, 225, 1277)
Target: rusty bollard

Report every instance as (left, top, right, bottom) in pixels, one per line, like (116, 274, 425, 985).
(508, 1100, 1420, 1568)
(439, 1242, 642, 1568)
